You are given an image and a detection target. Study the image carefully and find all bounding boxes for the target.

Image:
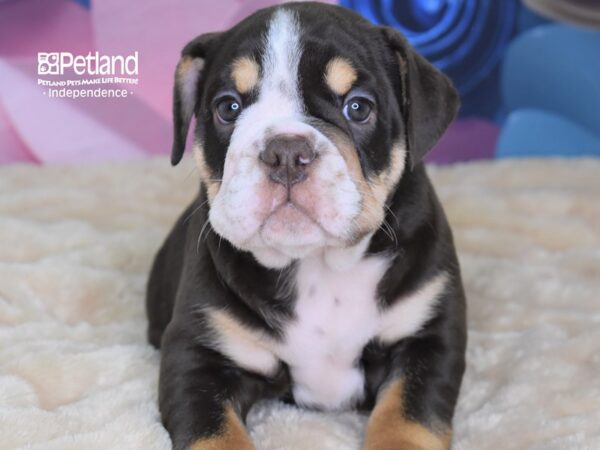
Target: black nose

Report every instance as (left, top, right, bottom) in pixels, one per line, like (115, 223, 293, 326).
(259, 135, 316, 186)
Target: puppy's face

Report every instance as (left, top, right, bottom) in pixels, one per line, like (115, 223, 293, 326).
(172, 4, 458, 268)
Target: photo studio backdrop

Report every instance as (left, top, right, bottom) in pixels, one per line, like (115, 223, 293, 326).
(1, 0, 599, 166)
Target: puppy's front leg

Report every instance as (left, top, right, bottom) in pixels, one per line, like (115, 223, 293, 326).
(159, 323, 258, 450)
(363, 379, 450, 450)
(363, 331, 465, 450)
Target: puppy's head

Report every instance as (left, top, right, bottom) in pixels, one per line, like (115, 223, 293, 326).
(172, 4, 459, 268)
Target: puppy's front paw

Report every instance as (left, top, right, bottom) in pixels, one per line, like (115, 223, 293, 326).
(363, 439, 429, 450)
(187, 407, 255, 450)
(363, 380, 451, 450)
(363, 418, 451, 450)
(188, 437, 254, 450)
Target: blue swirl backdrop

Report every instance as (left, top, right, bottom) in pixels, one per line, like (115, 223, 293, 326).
(340, 0, 600, 162)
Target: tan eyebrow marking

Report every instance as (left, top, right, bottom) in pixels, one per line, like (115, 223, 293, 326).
(231, 56, 260, 94)
(325, 57, 358, 95)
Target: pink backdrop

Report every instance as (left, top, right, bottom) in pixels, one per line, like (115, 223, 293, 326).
(0, 0, 334, 165)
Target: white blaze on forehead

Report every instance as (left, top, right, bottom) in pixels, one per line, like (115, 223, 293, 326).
(259, 9, 303, 113)
(208, 8, 314, 260)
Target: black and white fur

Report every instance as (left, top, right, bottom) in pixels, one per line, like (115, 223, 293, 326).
(147, 3, 466, 449)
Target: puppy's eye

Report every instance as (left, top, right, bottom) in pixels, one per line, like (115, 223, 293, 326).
(215, 97, 242, 123)
(343, 97, 372, 123)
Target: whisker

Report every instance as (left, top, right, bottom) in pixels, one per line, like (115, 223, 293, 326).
(379, 219, 395, 243)
(184, 198, 210, 225)
(185, 164, 198, 181)
(201, 222, 213, 243)
(354, 199, 400, 245)
(276, 268, 284, 291)
(196, 217, 211, 254)
(382, 218, 398, 246)
(384, 204, 400, 227)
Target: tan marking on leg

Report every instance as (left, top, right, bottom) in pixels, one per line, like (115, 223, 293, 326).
(188, 405, 255, 450)
(363, 379, 451, 450)
(193, 144, 220, 202)
(325, 57, 357, 96)
(205, 308, 279, 376)
(231, 57, 260, 94)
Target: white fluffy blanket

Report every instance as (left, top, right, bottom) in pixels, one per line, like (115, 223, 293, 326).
(1, 158, 599, 450)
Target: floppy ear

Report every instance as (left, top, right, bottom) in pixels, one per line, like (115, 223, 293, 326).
(171, 32, 222, 166)
(380, 27, 460, 169)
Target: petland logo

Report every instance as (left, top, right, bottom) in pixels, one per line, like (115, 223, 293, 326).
(37, 51, 139, 99)
(38, 51, 139, 76)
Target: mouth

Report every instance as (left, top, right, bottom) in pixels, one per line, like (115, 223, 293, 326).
(260, 201, 328, 252)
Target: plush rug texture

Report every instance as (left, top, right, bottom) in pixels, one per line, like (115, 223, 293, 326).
(0, 158, 599, 450)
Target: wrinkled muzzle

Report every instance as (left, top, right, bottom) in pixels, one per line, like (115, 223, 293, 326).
(205, 113, 367, 268)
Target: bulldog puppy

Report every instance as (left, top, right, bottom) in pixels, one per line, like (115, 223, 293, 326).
(146, 3, 466, 449)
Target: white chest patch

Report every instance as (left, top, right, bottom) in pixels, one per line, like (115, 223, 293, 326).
(276, 254, 390, 410)
(205, 254, 448, 411)
(277, 255, 448, 410)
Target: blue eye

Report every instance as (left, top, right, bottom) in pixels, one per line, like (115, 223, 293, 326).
(216, 97, 242, 123)
(343, 97, 372, 122)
